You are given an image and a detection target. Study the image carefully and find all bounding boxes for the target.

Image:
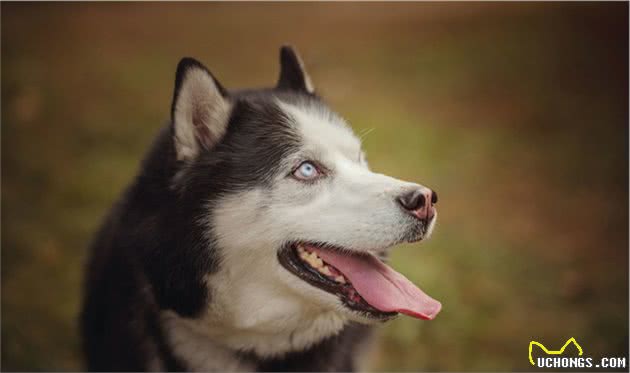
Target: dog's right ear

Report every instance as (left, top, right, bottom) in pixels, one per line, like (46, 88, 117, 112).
(171, 58, 231, 161)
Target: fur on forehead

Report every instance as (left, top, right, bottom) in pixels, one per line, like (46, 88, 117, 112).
(228, 91, 362, 165)
(274, 97, 362, 160)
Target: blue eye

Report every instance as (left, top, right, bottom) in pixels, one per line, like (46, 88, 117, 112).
(293, 161, 320, 180)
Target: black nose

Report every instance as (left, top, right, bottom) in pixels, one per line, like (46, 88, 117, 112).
(397, 188, 437, 220)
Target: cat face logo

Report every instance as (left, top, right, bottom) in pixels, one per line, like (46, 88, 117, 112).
(529, 337, 584, 366)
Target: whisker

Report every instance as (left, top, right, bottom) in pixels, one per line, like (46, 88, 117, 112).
(358, 127, 375, 141)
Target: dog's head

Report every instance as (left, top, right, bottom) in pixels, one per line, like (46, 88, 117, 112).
(167, 47, 440, 354)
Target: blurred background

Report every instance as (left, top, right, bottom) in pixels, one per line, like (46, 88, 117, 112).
(1, 2, 628, 371)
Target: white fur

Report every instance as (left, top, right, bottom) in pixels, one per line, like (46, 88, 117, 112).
(162, 311, 255, 372)
(163, 99, 436, 362)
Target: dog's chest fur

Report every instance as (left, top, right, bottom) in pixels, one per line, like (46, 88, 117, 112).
(161, 312, 255, 371)
(161, 310, 373, 372)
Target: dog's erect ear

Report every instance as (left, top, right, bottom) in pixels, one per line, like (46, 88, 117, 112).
(171, 57, 231, 161)
(276, 46, 314, 94)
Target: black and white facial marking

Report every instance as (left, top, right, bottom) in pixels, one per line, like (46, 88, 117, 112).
(162, 46, 438, 363)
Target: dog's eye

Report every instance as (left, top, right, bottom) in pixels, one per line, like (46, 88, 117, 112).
(293, 161, 320, 181)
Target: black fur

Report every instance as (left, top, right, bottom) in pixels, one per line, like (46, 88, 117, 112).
(277, 45, 312, 93)
(81, 51, 371, 371)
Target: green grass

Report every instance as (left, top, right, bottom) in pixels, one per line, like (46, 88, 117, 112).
(2, 3, 628, 371)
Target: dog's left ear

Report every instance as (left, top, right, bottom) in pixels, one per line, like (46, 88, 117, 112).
(171, 57, 231, 161)
(276, 46, 315, 94)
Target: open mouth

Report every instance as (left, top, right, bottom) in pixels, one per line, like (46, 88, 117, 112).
(278, 242, 441, 321)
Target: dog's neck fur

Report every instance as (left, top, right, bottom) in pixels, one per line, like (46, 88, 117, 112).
(161, 303, 349, 371)
(161, 311, 255, 371)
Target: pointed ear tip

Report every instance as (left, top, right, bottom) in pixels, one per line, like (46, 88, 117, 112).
(172, 56, 228, 105)
(280, 45, 294, 52)
(176, 57, 208, 74)
(178, 56, 199, 64)
(174, 57, 222, 93)
(279, 45, 300, 59)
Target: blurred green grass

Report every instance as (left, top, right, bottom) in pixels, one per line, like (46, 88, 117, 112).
(1, 3, 628, 371)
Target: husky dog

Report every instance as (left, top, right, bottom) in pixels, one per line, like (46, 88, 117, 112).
(80, 46, 441, 372)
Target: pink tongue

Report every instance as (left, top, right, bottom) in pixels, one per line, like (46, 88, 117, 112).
(313, 248, 441, 320)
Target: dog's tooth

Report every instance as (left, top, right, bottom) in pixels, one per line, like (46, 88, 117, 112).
(305, 254, 322, 269)
(313, 257, 323, 268)
(319, 265, 332, 276)
(308, 252, 323, 268)
(335, 276, 346, 284)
